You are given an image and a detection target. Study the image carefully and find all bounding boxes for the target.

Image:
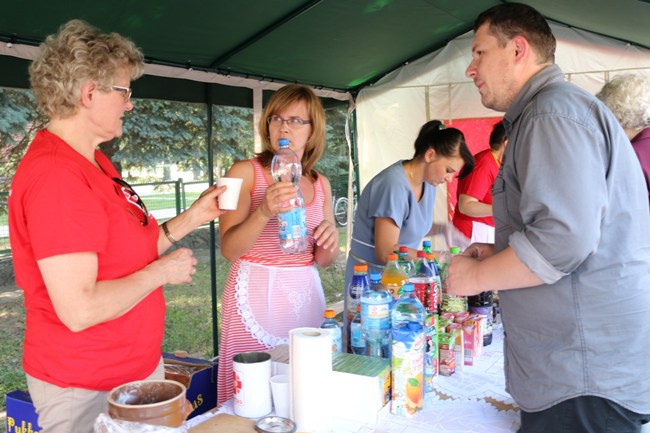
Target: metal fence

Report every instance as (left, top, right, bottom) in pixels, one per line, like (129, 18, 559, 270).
(0, 179, 209, 254)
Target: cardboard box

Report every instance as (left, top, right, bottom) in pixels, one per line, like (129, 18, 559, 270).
(163, 353, 218, 419)
(331, 352, 391, 424)
(5, 390, 41, 433)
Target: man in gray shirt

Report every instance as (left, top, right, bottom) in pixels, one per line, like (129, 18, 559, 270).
(447, 3, 650, 432)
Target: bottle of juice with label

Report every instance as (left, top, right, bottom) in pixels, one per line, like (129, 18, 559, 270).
(382, 253, 408, 300)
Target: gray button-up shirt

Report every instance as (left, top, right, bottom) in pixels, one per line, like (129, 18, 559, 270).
(496, 64, 650, 413)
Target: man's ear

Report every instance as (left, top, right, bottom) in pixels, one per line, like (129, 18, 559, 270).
(511, 35, 529, 63)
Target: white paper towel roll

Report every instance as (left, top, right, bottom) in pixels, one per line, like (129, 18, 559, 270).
(289, 327, 333, 432)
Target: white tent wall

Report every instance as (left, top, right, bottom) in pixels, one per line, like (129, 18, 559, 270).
(356, 22, 650, 250)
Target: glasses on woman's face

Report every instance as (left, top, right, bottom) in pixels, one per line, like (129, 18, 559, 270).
(112, 177, 149, 225)
(111, 85, 132, 102)
(267, 115, 311, 129)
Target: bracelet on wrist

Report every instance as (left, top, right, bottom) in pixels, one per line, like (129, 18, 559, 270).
(162, 221, 179, 245)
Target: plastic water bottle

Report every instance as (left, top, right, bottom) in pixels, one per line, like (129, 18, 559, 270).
(346, 264, 369, 351)
(409, 250, 437, 314)
(382, 253, 408, 300)
(320, 309, 342, 353)
(361, 273, 393, 359)
(391, 283, 425, 416)
(271, 138, 307, 254)
(397, 246, 415, 277)
(350, 304, 366, 355)
(440, 247, 467, 313)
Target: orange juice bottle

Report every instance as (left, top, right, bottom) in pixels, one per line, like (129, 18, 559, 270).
(382, 253, 408, 300)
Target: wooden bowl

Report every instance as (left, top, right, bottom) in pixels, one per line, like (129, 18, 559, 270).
(107, 379, 188, 427)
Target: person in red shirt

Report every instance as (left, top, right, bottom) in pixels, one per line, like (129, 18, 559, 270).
(452, 121, 507, 241)
(8, 20, 226, 433)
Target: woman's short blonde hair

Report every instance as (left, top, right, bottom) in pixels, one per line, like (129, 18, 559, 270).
(29, 19, 144, 119)
(597, 74, 650, 130)
(256, 84, 326, 179)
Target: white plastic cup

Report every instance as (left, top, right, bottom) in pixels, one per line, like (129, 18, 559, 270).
(269, 374, 290, 418)
(232, 352, 272, 418)
(216, 177, 243, 210)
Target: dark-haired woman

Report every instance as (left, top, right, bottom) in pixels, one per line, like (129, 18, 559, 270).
(343, 120, 474, 289)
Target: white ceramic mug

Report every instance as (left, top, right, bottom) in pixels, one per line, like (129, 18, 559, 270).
(232, 351, 272, 418)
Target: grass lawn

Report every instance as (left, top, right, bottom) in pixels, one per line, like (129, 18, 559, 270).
(0, 227, 347, 419)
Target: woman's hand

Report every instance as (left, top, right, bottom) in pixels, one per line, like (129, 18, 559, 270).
(188, 184, 228, 223)
(313, 219, 338, 252)
(259, 181, 298, 218)
(153, 248, 198, 285)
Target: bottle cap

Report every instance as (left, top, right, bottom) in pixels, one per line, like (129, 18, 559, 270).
(369, 272, 381, 282)
(402, 283, 415, 292)
(353, 264, 366, 272)
(450, 246, 461, 254)
(387, 253, 398, 261)
(417, 250, 426, 258)
(399, 245, 409, 253)
(423, 240, 431, 247)
(425, 253, 435, 260)
(324, 309, 336, 319)
(359, 264, 368, 272)
(278, 138, 289, 148)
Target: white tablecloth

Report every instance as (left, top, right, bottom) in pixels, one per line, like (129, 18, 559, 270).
(190, 324, 520, 433)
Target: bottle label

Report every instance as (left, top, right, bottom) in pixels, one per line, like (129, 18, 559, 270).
(361, 303, 390, 329)
(351, 322, 365, 349)
(278, 207, 307, 240)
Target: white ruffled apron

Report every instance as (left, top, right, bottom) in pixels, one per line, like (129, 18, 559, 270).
(234, 260, 326, 348)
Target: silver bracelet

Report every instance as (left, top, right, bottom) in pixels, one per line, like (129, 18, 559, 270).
(162, 221, 179, 244)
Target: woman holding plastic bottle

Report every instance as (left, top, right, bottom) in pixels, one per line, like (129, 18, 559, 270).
(217, 84, 339, 404)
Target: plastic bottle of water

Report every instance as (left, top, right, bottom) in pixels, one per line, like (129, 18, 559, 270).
(271, 138, 307, 254)
(440, 247, 467, 313)
(391, 283, 426, 416)
(350, 304, 366, 355)
(346, 264, 369, 351)
(361, 273, 393, 359)
(409, 250, 437, 314)
(320, 309, 342, 353)
(397, 246, 415, 277)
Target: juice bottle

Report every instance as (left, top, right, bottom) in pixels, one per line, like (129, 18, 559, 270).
(381, 253, 408, 300)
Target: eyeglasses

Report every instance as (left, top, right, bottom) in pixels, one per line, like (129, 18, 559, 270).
(112, 177, 149, 226)
(267, 115, 311, 129)
(111, 85, 132, 102)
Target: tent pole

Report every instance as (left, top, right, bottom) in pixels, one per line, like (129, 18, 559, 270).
(206, 87, 219, 358)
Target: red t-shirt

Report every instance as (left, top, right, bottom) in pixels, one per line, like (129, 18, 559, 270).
(8, 129, 164, 391)
(452, 149, 498, 239)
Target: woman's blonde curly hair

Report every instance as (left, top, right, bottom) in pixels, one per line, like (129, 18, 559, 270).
(29, 19, 144, 119)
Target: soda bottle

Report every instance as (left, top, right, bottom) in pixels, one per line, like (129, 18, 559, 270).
(409, 250, 437, 314)
(382, 253, 408, 300)
(320, 309, 342, 353)
(397, 246, 415, 277)
(440, 247, 467, 313)
(468, 291, 494, 346)
(350, 304, 366, 355)
(271, 138, 307, 254)
(422, 239, 433, 254)
(428, 255, 443, 310)
(361, 273, 393, 359)
(391, 283, 425, 417)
